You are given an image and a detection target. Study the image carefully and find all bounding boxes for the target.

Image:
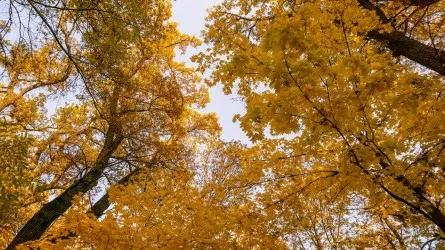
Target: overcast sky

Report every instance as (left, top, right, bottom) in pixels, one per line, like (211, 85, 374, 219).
(171, 0, 250, 143)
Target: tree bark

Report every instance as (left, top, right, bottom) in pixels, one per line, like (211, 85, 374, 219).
(29, 168, 142, 245)
(358, 0, 445, 76)
(6, 124, 123, 250)
(90, 168, 141, 218)
(367, 30, 445, 76)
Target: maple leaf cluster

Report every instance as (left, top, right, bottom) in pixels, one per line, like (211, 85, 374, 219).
(1, 0, 445, 249)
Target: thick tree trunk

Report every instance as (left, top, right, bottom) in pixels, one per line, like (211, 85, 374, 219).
(358, 0, 445, 76)
(7, 124, 123, 250)
(29, 169, 142, 245)
(367, 30, 445, 76)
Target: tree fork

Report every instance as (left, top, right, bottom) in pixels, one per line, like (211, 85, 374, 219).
(358, 0, 445, 76)
(6, 124, 123, 249)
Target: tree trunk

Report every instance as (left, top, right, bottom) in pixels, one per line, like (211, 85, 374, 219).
(368, 30, 445, 76)
(7, 124, 123, 250)
(358, 0, 445, 76)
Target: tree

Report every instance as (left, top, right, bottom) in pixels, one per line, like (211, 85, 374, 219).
(195, 0, 445, 247)
(22, 139, 291, 249)
(4, 0, 445, 249)
(1, 0, 220, 248)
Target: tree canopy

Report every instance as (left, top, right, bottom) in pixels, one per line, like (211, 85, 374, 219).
(1, 0, 445, 249)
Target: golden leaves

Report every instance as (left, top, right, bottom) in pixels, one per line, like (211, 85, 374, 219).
(3, 0, 445, 249)
(198, 0, 445, 248)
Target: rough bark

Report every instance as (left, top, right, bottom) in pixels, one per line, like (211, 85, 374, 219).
(368, 30, 445, 76)
(358, 0, 445, 76)
(6, 124, 123, 250)
(28, 169, 142, 245)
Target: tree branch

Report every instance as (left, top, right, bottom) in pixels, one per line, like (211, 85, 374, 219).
(90, 168, 141, 218)
(357, 0, 445, 76)
(7, 120, 123, 249)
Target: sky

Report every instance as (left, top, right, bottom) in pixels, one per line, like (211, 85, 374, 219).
(171, 0, 250, 143)
(0, 0, 250, 143)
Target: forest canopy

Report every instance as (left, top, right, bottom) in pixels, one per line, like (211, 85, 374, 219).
(1, 0, 445, 249)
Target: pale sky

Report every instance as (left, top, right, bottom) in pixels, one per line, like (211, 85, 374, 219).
(171, 0, 250, 143)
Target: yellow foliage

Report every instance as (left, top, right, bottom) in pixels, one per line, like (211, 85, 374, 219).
(3, 0, 445, 249)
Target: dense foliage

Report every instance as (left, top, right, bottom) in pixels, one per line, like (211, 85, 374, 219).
(1, 0, 445, 249)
